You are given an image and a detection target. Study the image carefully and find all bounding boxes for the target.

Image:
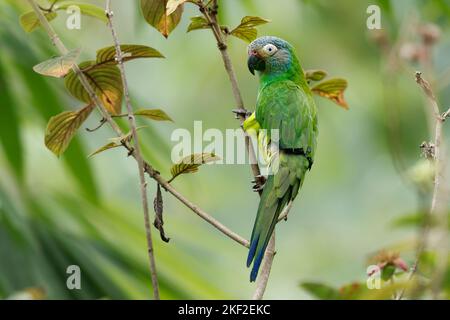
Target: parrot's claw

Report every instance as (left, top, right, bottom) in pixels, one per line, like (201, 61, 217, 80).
(232, 108, 252, 119)
(252, 175, 266, 192)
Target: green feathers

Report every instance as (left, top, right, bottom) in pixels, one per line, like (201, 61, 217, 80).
(245, 36, 318, 282)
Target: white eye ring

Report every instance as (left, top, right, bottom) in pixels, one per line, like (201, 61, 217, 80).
(262, 44, 278, 55)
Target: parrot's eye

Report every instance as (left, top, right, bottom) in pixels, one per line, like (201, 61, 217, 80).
(262, 44, 278, 56)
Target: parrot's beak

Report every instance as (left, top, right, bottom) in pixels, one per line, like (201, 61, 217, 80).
(247, 53, 265, 75)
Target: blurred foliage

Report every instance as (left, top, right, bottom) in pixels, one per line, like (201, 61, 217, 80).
(0, 0, 449, 300)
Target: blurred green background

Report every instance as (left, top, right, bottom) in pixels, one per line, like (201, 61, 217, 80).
(0, 0, 449, 299)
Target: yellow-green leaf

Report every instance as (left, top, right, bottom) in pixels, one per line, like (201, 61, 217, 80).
(230, 16, 270, 43)
(33, 48, 81, 78)
(96, 45, 164, 65)
(45, 104, 95, 156)
(311, 78, 349, 109)
(89, 127, 147, 158)
(170, 153, 220, 182)
(305, 69, 328, 83)
(54, 1, 107, 23)
(64, 61, 123, 115)
(166, 0, 189, 15)
(19, 11, 57, 33)
(187, 16, 209, 33)
(301, 282, 341, 300)
(88, 142, 121, 158)
(134, 109, 173, 122)
(141, 0, 183, 38)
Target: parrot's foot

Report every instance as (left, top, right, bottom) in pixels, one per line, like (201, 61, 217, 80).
(232, 108, 252, 119)
(252, 175, 266, 192)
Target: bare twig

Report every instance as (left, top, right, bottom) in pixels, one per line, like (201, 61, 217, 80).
(27, 0, 249, 258)
(147, 165, 249, 248)
(252, 233, 275, 300)
(398, 72, 449, 299)
(105, 0, 159, 299)
(198, 0, 261, 181)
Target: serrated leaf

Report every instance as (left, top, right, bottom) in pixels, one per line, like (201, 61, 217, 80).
(141, 0, 183, 38)
(169, 153, 220, 182)
(230, 16, 270, 43)
(65, 61, 123, 115)
(45, 104, 95, 156)
(33, 48, 81, 78)
(134, 109, 173, 122)
(187, 16, 209, 33)
(305, 69, 328, 82)
(88, 142, 121, 158)
(311, 78, 349, 109)
(301, 282, 341, 300)
(19, 11, 57, 33)
(96, 45, 164, 65)
(166, 0, 189, 15)
(54, 1, 107, 22)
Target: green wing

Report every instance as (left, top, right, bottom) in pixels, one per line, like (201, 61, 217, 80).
(256, 80, 317, 158)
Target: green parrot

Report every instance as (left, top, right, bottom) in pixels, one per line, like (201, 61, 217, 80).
(243, 36, 318, 282)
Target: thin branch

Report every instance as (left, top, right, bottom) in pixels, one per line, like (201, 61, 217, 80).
(27, 0, 249, 255)
(105, 0, 159, 299)
(198, 1, 261, 180)
(252, 232, 275, 300)
(146, 164, 249, 248)
(398, 72, 449, 299)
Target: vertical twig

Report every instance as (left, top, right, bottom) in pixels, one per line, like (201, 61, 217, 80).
(252, 233, 275, 300)
(105, 0, 159, 299)
(398, 72, 449, 299)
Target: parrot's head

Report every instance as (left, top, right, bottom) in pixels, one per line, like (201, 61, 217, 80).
(247, 36, 299, 77)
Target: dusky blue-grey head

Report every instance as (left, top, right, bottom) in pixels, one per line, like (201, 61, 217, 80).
(247, 36, 300, 79)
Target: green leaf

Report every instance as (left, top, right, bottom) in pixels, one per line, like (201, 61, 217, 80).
(381, 265, 396, 281)
(88, 142, 121, 158)
(140, 0, 183, 38)
(96, 45, 164, 65)
(187, 16, 209, 33)
(65, 61, 123, 115)
(19, 11, 57, 33)
(54, 1, 107, 23)
(166, 0, 189, 16)
(300, 282, 341, 300)
(134, 109, 173, 122)
(170, 153, 220, 182)
(89, 126, 147, 158)
(391, 212, 450, 230)
(33, 48, 81, 78)
(311, 78, 349, 109)
(45, 104, 95, 156)
(305, 69, 328, 82)
(338, 282, 369, 300)
(230, 16, 270, 43)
